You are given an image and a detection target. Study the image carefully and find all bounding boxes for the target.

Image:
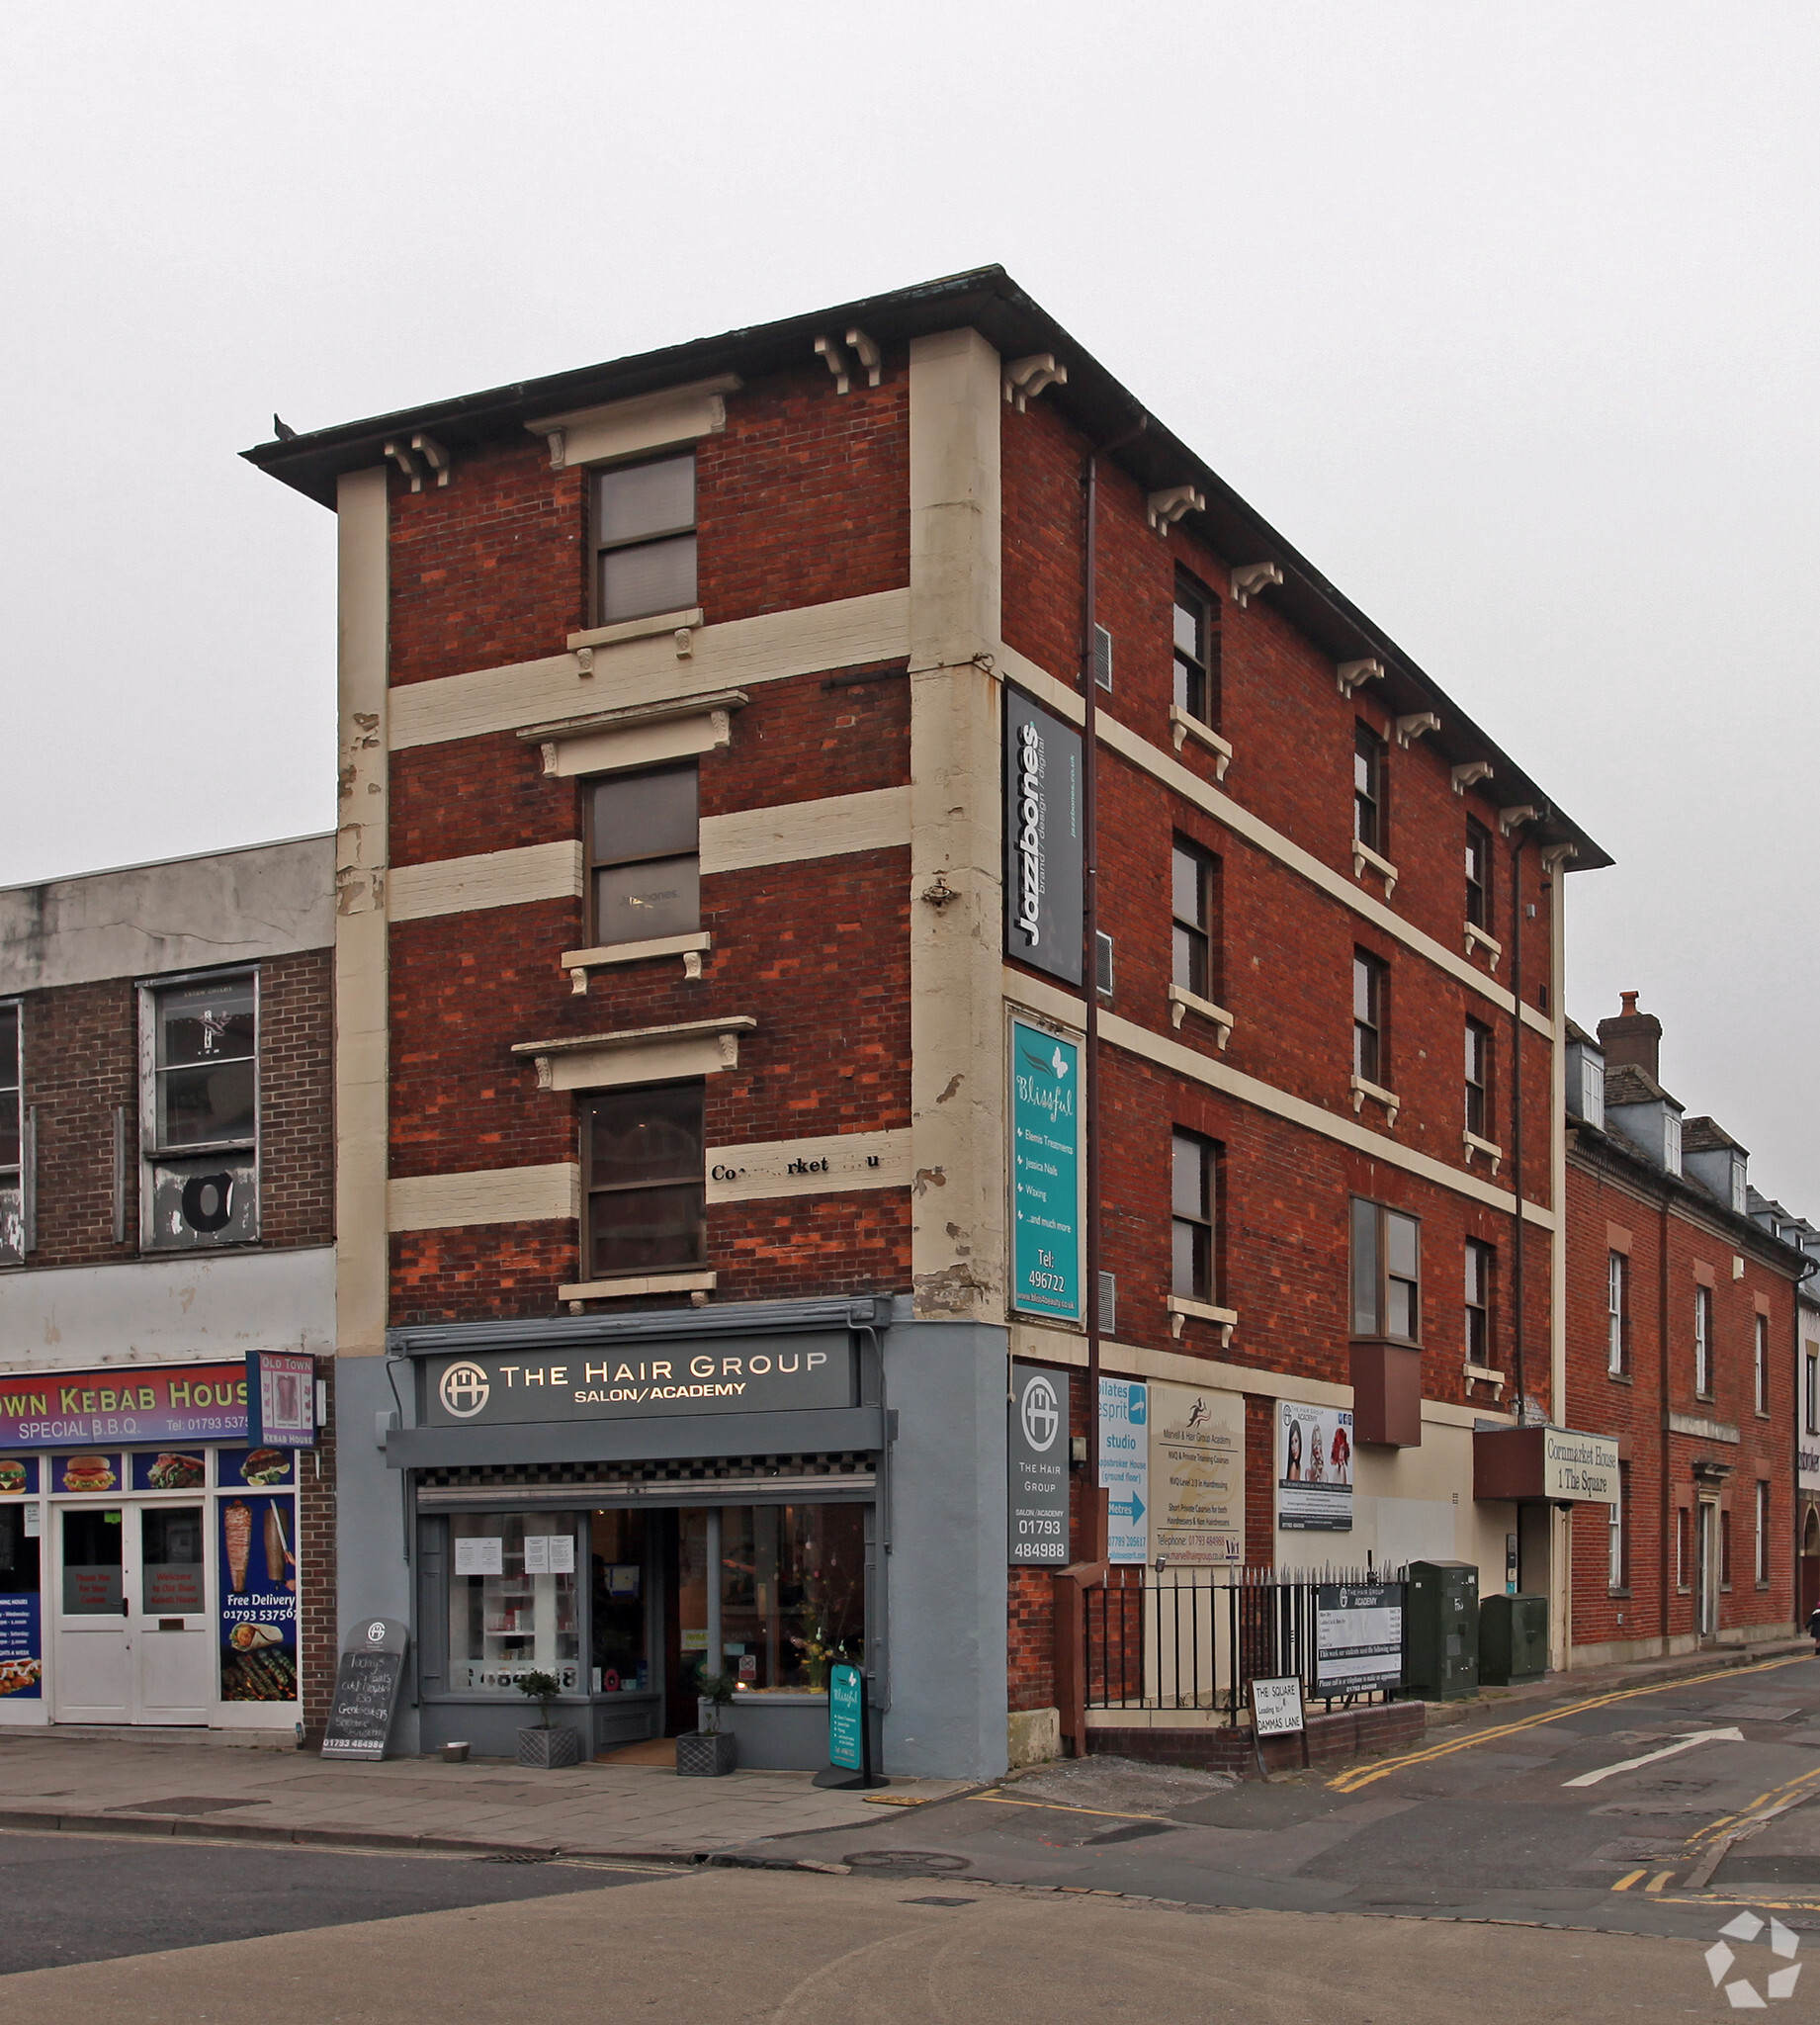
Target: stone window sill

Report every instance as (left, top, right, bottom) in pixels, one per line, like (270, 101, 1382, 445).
(567, 606, 703, 652)
(1607, 1586, 1633, 1600)
(1169, 706, 1232, 780)
(1350, 1074, 1400, 1128)
(1168, 984, 1235, 1048)
(1168, 1295, 1238, 1346)
(1607, 1369, 1633, 1385)
(1465, 1362, 1506, 1390)
(563, 932, 712, 993)
(1464, 921, 1503, 969)
(559, 1270, 717, 1306)
(1351, 839, 1399, 897)
(1462, 1129, 1504, 1175)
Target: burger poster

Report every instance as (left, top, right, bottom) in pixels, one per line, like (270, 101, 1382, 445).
(217, 1493, 298, 1702)
(1276, 1400, 1353, 1534)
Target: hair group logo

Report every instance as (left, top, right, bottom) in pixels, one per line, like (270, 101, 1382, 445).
(1705, 1911, 1801, 2007)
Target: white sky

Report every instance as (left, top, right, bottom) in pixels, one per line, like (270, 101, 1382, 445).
(3, 3, 1814, 1205)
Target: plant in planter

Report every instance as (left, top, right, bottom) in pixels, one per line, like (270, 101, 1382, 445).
(676, 1667, 738, 1778)
(514, 1669, 580, 1770)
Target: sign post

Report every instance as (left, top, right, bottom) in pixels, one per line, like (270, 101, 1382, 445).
(320, 1617, 409, 1760)
(813, 1662, 887, 1790)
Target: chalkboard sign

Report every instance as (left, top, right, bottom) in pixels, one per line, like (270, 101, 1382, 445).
(320, 1617, 408, 1760)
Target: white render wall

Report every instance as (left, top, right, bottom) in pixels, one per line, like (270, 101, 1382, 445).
(0, 1245, 334, 1371)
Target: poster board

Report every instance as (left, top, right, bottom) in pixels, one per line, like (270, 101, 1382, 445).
(1149, 1383, 1243, 1565)
(1098, 1377, 1149, 1565)
(1276, 1400, 1353, 1534)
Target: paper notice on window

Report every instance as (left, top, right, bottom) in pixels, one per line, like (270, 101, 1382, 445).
(454, 1537, 502, 1576)
(546, 1534, 575, 1574)
(523, 1535, 550, 1574)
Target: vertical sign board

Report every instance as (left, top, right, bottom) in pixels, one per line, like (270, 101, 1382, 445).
(1008, 1365, 1072, 1565)
(1003, 688, 1083, 986)
(320, 1618, 409, 1760)
(248, 1351, 316, 1449)
(1276, 1401, 1353, 1534)
(1009, 1019, 1083, 1324)
(1099, 1378, 1149, 1565)
(1149, 1383, 1244, 1565)
(827, 1662, 865, 1773)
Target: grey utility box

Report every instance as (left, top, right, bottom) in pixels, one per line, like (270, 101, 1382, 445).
(1405, 1559, 1480, 1700)
(1479, 1592, 1548, 1685)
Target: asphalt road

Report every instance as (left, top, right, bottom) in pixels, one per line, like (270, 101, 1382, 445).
(734, 1651, 1820, 1945)
(0, 1831, 670, 1974)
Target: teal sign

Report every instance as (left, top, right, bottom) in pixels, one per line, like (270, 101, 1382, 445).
(827, 1662, 865, 1772)
(1010, 1019, 1082, 1322)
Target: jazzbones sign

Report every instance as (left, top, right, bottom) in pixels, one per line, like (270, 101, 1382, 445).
(422, 1335, 855, 1429)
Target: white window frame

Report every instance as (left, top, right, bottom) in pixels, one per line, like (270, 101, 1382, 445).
(1756, 1479, 1772, 1585)
(137, 967, 262, 1251)
(1806, 1346, 1819, 1437)
(1694, 1284, 1713, 1398)
(1755, 1313, 1770, 1416)
(1606, 1252, 1627, 1375)
(1607, 1475, 1626, 1590)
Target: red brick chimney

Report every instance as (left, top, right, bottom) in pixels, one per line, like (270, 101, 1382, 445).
(1597, 991, 1663, 1080)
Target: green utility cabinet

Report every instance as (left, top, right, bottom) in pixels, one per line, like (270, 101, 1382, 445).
(1405, 1560, 1480, 1699)
(1480, 1592, 1548, 1685)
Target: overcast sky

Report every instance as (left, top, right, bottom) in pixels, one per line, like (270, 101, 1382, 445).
(4, 4, 1814, 1204)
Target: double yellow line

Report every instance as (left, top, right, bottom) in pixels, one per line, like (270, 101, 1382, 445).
(1327, 1654, 1805, 1794)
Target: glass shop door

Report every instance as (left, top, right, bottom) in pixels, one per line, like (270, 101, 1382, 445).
(52, 1506, 129, 1722)
(133, 1503, 211, 1723)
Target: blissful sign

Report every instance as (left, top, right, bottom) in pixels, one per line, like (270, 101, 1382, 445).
(421, 1335, 856, 1428)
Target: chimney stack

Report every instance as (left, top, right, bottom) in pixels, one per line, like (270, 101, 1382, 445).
(1598, 991, 1663, 1081)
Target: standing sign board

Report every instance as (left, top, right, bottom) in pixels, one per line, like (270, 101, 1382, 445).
(1250, 1674, 1306, 1736)
(1002, 688, 1083, 986)
(1009, 1019, 1083, 1324)
(1149, 1383, 1243, 1565)
(813, 1661, 885, 1790)
(1276, 1401, 1353, 1534)
(1315, 1583, 1404, 1697)
(1099, 1377, 1149, 1565)
(320, 1618, 409, 1760)
(1009, 1365, 1072, 1565)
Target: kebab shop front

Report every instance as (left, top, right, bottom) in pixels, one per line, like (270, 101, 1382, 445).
(0, 1354, 314, 1728)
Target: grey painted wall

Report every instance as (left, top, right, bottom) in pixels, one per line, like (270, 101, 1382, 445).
(879, 1307, 1009, 1781)
(0, 833, 333, 991)
(337, 1353, 422, 1754)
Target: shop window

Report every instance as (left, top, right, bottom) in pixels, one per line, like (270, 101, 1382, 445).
(447, 1513, 582, 1693)
(1352, 951, 1387, 1087)
(592, 452, 696, 625)
(1172, 573, 1218, 727)
(1170, 839, 1218, 1003)
(0, 1003, 19, 1265)
(1350, 1197, 1421, 1344)
(1465, 819, 1492, 928)
(1464, 1239, 1494, 1365)
(1607, 1253, 1630, 1375)
(683, 1503, 866, 1695)
(581, 1082, 706, 1279)
(1170, 1129, 1217, 1302)
(587, 763, 700, 946)
(589, 1510, 650, 1694)
(1464, 1018, 1492, 1139)
(140, 972, 258, 1250)
(1694, 1285, 1713, 1399)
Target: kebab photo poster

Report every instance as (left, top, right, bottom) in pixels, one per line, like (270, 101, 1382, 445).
(218, 1492, 298, 1700)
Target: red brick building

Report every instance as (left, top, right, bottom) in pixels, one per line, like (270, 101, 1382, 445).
(0, 837, 337, 1734)
(1561, 996, 1805, 1663)
(249, 269, 1607, 1775)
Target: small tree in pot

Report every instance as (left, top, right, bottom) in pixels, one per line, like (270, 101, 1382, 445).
(676, 1665, 738, 1777)
(515, 1669, 580, 1769)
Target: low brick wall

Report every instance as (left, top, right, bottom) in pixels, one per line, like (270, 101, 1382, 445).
(1087, 1700, 1425, 1778)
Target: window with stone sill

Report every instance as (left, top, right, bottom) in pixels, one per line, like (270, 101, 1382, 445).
(1351, 1196, 1421, 1345)
(1755, 1312, 1770, 1415)
(587, 762, 700, 947)
(1353, 723, 1387, 855)
(1464, 1238, 1494, 1366)
(592, 451, 696, 626)
(1170, 838, 1218, 1004)
(1465, 818, 1492, 928)
(1352, 951, 1388, 1088)
(1170, 1129, 1217, 1303)
(1607, 1252, 1630, 1376)
(1694, 1284, 1714, 1399)
(0, 1004, 20, 1264)
(1464, 1017, 1493, 1140)
(141, 971, 259, 1251)
(1172, 573, 1219, 729)
(580, 1081, 705, 1280)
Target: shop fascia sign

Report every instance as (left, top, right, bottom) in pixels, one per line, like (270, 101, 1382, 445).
(1542, 1427, 1619, 1504)
(424, 1333, 854, 1429)
(0, 1359, 251, 1449)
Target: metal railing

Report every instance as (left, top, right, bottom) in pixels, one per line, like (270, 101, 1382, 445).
(1084, 1564, 1406, 1721)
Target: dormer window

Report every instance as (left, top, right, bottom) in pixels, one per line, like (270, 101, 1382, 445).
(1664, 1109, 1682, 1176)
(1730, 1159, 1748, 1215)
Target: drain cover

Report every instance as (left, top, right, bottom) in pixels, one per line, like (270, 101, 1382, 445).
(477, 1852, 556, 1864)
(845, 1850, 970, 1874)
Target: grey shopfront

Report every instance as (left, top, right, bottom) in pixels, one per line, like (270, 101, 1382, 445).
(342, 1296, 1011, 1777)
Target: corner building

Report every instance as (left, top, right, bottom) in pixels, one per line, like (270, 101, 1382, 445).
(250, 270, 1605, 1776)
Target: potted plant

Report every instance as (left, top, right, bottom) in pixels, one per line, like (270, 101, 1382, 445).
(676, 1667, 738, 1777)
(514, 1669, 581, 1769)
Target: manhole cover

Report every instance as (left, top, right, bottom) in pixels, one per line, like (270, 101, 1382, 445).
(903, 1896, 978, 1907)
(477, 1852, 556, 1864)
(844, 1850, 970, 1874)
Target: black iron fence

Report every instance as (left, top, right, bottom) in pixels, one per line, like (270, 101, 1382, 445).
(1084, 1565, 1407, 1721)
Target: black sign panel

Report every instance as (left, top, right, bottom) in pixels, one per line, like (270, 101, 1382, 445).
(1008, 1363, 1072, 1565)
(1003, 689, 1083, 986)
(320, 1617, 409, 1761)
(421, 1335, 856, 1431)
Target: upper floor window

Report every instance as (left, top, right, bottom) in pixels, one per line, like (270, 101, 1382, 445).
(1807, 1345, 1819, 1436)
(1607, 1252, 1630, 1375)
(1352, 951, 1387, 1086)
(592, 452, 697, 625)
(1464, 1018, 1492, 1139)
(1464, 1238, 1494, 1365)
(1465, 819, 1492, 927)
(1350, 1197, 1421, 1343)
(1172, 575, 1217, 726)
(142, 972, 259, 1250)
(581, 1082, 705, 1280)
(1170, 1130, 1217, 1302)
(587, 764, 700, 946)
(1755, 1313, 1770, 1415)
(0, 1005, 20, 1265)
(1170, 839, 1217, 1001)
(1609, 1465, 1630, 1590)
(1353, 724, 1386, 854)
(1694, 1284, 1714, 1398)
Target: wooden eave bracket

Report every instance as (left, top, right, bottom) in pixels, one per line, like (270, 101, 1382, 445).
(1499, 804, 1539, 837)
(1147, 485, 1204, 533)
(1230, 562, 1282, 607)
(1395, 711, 1440, 748)
(817, 329, 882, 394)
(384, 435, 448, 491)
(1337, 659, 1385, 698)
(1451, 760, 1494, 796)
(1003, 353, 1068, 410)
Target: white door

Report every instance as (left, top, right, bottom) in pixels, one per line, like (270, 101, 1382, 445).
(133, 1503, 212, 1723)
(1697, 1501, 1719, 1641)
(53, 1505, 129, 1721)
